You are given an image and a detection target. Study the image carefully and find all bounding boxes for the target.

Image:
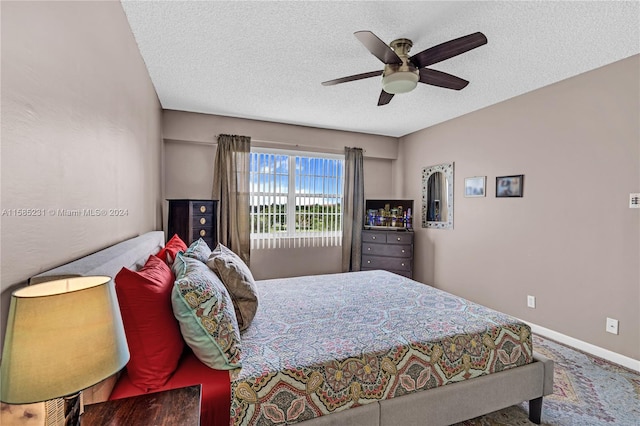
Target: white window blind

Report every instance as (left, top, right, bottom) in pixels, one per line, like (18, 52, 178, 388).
(250, 148, 344, 249)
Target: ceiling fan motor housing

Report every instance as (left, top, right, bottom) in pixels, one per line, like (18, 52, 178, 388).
(382, 38, 419, 94)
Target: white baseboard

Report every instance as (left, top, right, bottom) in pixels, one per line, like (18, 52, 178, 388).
(525, 321, 640, 373)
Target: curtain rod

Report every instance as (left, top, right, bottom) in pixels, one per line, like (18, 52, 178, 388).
(166, 137, 365, 155)
(213, 136, 364, 155)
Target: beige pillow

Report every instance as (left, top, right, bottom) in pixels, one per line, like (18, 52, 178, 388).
(207, 244, 258, 331)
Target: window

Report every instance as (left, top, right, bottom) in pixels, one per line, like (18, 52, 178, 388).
(249, 148, 344, 249)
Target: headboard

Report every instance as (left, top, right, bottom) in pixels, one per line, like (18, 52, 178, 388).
(30, 231, 165, 285)
(28, 231, 165, 404)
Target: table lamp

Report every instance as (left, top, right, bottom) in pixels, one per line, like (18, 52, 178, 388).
(1, 276, 130, 425)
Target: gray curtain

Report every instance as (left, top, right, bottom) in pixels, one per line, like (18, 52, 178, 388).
(212, 134, 251, 265)
(341, 147, 364, 272)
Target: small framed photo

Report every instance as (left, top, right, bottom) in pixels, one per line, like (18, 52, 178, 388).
(496, 175, 524, 197)
(464, 176, 486, 197)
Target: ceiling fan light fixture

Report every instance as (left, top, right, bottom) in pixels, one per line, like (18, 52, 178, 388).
(382, 71, 419, 94)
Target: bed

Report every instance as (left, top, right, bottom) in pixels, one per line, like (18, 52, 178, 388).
(30, 231, 554, 426)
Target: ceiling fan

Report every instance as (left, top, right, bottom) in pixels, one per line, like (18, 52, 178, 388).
(322, 31, 487, 106)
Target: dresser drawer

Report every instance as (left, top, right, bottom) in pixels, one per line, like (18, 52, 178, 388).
(192, 226, 213, 240)
(389, 269, 412, 279)
(363, 243, 412, 258)
(362, 231, 385, 243)
(191, 229, 215, 249)
(192, 215, 213, 227)
(386, 232, 413, 245)
(362, 255, 411, 271)
(192, 201, 214, 215)
(361, 267, 413, 279)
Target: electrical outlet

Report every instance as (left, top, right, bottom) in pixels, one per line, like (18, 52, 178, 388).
(630, 193, 640, 208)
(527, 295, 536, 308)
(606, 317, 619, 335)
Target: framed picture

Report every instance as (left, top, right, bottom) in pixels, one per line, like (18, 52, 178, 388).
(496, 175, 524, 197)
(464, 176, 486, 197)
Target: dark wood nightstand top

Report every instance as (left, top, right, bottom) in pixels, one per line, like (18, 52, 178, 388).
(81, 385, 201, 426)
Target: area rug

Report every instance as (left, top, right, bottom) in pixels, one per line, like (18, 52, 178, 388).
(456, 334, 640, 425)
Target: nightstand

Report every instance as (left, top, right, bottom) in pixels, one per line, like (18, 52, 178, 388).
(81, 385, 201, 426)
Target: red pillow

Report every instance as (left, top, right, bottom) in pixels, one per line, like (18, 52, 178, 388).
(157, 234, 187, 265)
(115, 255, 184, 392)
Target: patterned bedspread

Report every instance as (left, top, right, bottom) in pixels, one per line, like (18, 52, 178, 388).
(230, 270, 533, 426)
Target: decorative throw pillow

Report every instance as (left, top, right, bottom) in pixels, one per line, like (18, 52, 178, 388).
(183, 238, 212, 263)
(114, 255, 184, 392)
(207, 244, 259, 331)
(157, 234, 187, 265)
(171, 253, 242, 370)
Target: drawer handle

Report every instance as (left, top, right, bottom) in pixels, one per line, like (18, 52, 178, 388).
(372, 236, 376, 240)
(200, 218, 207, 225)
(200, 206, 206, 213)
(397, 237, 401, 241)
(401, 249, 405, 253)
(367, 260, 371, 264)
(401, 263, 405, 266)
(200, 230, 206, 237)
(367, 247, 371, 251)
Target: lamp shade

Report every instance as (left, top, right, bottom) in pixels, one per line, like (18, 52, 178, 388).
(0, 276, 130, 404)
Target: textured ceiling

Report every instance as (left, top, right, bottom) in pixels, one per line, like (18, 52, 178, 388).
(121, 1, 639, 138)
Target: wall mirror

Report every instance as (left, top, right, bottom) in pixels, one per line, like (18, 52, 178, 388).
(422, 162, 454, 229)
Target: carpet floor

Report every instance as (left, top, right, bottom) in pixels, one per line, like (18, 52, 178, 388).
(456, 334, 640, 425)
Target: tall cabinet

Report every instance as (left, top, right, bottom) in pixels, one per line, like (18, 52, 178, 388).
(361, 229, 414, 278)
(167, 199, 218, 249)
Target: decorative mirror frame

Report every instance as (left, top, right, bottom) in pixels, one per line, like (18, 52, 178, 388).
(421, 162, 454, 229)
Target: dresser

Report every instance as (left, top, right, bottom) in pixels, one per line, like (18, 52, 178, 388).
(361, 229, 414, 278)
(167, 199, 218, 249)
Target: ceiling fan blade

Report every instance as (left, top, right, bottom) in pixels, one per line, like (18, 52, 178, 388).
(410, 32, 487, 69)
(322, 70, 383, 86)
(378, 90, 394, 106)
(419, 68, 469, 90)
(354, 31, 403, 65)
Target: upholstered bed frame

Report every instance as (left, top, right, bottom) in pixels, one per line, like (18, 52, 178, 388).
(30, 231, 554, 426)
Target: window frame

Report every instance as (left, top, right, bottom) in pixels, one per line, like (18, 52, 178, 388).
(249, 147, 344, 247)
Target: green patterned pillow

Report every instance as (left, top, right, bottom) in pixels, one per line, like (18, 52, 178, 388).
(171, 253, 241, 369)
(182, 238, 212, 263)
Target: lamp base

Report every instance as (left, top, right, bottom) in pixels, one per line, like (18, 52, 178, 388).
(63, 393, 81, 426)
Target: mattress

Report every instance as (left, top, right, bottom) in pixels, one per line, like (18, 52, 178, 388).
(230, 270, 533, 426)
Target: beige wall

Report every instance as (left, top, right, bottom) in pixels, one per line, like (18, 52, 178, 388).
(1, 1, 163, 346)
(163, 110, 398, 160)
(163, 110, 397, 279)
(399, 55, 639, 360)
